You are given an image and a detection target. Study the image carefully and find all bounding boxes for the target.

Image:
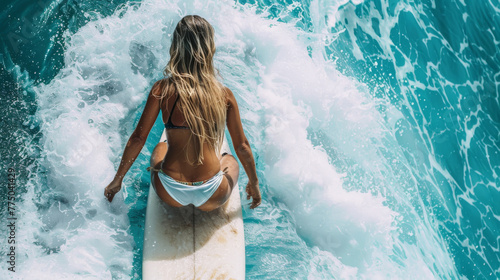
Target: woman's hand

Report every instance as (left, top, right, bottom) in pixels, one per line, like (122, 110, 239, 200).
(245, 181, 261, 209)
(104, 179, 122, 202)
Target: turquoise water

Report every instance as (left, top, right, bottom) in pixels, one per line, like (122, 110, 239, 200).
(1, 0, 499, 279)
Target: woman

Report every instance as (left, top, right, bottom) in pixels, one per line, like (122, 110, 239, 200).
(103, 15, 261, 211)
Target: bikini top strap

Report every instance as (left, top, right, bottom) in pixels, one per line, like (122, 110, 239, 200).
(168, 95, 180, 121)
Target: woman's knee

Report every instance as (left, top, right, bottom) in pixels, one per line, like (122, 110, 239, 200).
(221, 154, 238, 170)
(150, 142, 168, 165)
(220, 154, 239, 189)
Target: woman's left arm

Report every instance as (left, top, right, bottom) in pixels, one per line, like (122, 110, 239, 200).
(104, 80, 163, 202)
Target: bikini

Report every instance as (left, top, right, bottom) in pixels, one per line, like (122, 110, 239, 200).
(146, 93, 225, 207)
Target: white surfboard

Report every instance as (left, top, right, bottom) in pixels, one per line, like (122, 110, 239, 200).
(142, 130, 245, 280)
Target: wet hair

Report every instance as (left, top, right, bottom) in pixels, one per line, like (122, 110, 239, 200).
(162, 15, 226, 165)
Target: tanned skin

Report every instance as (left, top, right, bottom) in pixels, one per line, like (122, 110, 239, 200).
(104, 79, 261, 211)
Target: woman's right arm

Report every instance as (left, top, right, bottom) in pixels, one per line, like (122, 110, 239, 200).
(225, 87, 261, 209)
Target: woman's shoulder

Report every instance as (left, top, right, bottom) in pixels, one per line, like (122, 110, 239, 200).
(151, 77, 171, 99)
(221, 85, 233, 97)
(221, 85, 236, 104)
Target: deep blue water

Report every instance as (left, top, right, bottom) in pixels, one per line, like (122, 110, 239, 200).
(1, 0, 499, 279)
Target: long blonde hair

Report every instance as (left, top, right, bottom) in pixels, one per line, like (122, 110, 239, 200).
(162, 15, 226, 165)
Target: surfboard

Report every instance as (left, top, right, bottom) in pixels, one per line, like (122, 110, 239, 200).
(142, 130, 245, 280)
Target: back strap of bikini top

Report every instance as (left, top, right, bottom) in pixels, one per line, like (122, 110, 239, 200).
(167, 95, 180, 122)
(165, 95, 189, 129)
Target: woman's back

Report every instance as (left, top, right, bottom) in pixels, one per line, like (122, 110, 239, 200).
(156, 78, 222, 182)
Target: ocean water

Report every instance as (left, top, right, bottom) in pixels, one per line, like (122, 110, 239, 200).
(1, 0, 499, 279)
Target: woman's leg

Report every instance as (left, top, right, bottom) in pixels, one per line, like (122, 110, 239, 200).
(197, 154, 239, 211)
(150, 141, 183, 207)
(150, 141, 167, 167)
(220, 154, 240, 192)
